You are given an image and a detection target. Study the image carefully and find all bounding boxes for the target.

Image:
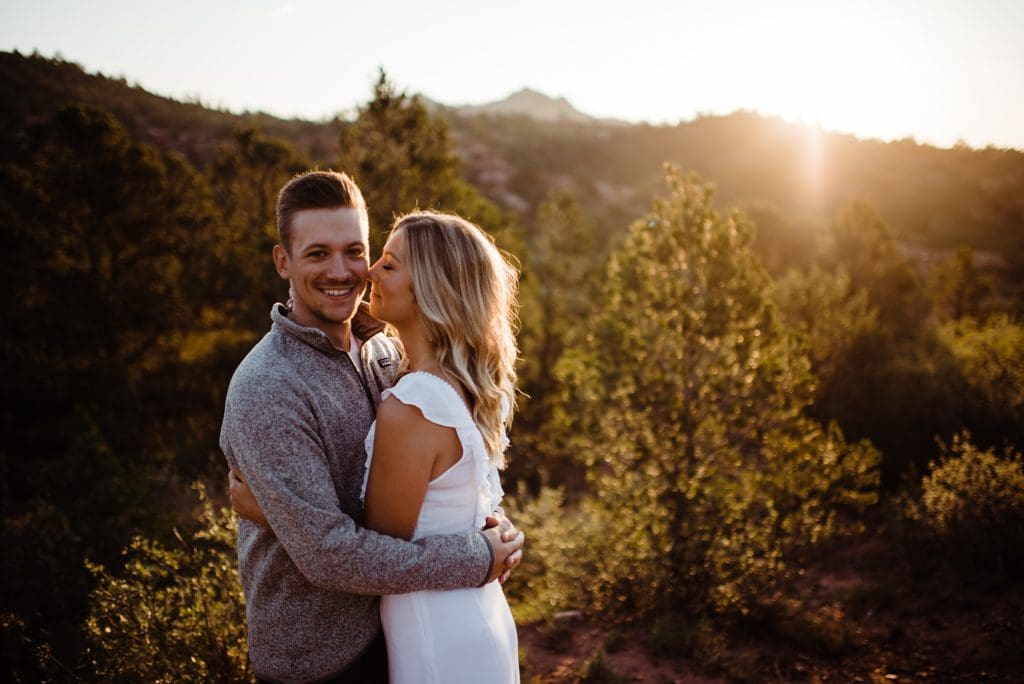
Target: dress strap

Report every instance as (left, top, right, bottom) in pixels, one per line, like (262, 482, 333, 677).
(382, 372, 476, 429)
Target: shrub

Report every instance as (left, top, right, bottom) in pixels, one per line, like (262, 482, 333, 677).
(907, 431, 1024, 576)
(83, 484, 249, 682)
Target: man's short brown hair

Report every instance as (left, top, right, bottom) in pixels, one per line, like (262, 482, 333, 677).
(276, 170, 366, 252)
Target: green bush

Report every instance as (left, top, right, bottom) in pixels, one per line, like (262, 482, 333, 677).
(907, 431, 1024, 576)
(83, 484, 249, 682)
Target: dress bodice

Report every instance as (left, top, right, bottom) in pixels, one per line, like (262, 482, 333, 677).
(361, 372, 505, 540)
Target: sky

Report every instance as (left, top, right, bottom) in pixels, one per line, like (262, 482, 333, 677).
(2, 0, 1022, 149)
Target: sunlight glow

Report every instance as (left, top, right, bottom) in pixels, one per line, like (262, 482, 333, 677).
(0, 0, 1020, 148)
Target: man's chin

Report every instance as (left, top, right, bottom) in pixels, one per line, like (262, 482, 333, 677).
(312, 302, 360, 326)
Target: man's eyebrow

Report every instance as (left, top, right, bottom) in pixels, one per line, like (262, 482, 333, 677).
(300, 240, 366, 253)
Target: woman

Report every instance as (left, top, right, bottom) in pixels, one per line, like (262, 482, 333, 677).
(360, 210, 519, 683)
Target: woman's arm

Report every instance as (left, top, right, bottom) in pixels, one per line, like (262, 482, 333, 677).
(364, 395, 455, 540)
(229, 468, 270, 527)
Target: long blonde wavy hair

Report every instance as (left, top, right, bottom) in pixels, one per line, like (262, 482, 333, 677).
(390, 211, 519, 466)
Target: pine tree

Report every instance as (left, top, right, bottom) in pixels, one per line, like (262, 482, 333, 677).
(559, 168, 879, 618)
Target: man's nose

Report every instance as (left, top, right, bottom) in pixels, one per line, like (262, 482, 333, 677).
(325, 253, 352, 279)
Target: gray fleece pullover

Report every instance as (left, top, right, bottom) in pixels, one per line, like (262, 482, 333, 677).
(220, 304, 493, 683)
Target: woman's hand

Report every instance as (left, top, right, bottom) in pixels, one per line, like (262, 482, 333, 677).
(229, 468, 270, 528)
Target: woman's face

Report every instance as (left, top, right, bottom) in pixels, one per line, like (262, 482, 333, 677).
(368, 228, 417, 327)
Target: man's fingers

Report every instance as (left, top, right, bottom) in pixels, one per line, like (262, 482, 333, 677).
(484, 515, 499, 529)
(502, 531, 524, 556)
(504, 549, 522, 569)
(498, 569, 511, 584)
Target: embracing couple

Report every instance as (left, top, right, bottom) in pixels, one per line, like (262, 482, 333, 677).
(220, 170, 525, 683)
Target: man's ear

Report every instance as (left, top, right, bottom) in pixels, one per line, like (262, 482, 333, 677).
(272, 244, 290, 280)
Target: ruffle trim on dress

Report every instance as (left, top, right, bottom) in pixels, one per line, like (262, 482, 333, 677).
(360, 372, 508, 525)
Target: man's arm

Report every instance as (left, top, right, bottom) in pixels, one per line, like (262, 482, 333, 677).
(222, 372, 521, 593)
(230, 467, 523, 583)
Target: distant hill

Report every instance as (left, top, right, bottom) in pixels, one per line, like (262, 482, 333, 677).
(3, 51, 1022, 269)
(454, 88, 595, 123)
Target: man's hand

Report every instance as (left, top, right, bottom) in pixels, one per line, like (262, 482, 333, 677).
(228, 468, 270, 528)
(483, 513, 524, 584)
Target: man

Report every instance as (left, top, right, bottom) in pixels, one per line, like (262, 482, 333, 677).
(220, 170, 524, 683)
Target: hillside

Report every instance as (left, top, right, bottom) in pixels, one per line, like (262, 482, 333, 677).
(0, 50, 340, 166)
(444, 110, 1024, 260)
(3, 51, 1023, 267)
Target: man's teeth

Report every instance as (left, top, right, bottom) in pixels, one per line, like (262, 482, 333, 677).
(322, 287, 352, 296)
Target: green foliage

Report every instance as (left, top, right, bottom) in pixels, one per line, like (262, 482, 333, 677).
(798, 201, 980, 486)
(906, 432, 1024, 576)
(513, 190, 599, 490)
(204, 127, 309, 333)
(550, 169, 879, 621)
(84, 485, 249, 682)
(822, 200, 929, 340)
(502, 486, 583, 621)
(928, 246, 995, 321)
(572, 648, 627, 683)
(938, 316, 1024, 445)
(509, 490, 665, 619)
(773, 265, 877, 389)
(0, 104, 226, 666)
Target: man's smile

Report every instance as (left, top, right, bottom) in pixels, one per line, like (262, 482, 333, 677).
(320, 286, 356, 297)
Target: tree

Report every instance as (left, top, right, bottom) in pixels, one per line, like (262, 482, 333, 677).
(204, 128, 309, 334)
(512, 190, 600, 490)
(822, 200, 929, 341)
(812, 201, 957, 485)
(773, 265, 877, 388)
(928, 245, 994, 321)
(557, 168, 879, 619)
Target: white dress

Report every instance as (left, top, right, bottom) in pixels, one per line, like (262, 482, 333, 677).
(361, 372, 519, 684)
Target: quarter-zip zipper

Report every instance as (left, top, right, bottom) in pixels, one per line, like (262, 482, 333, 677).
(343, 350, 376, 411)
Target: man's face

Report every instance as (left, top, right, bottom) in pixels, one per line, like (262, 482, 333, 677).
(273, 207, 369, 339)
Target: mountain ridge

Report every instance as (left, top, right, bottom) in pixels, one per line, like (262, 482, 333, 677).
(2, 51, 1021, 264)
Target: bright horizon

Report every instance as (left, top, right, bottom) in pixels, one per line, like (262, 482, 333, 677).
(2, 0, 1022, 150)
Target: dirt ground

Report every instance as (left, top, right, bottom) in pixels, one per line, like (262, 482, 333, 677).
(516, 531, 1024, 683)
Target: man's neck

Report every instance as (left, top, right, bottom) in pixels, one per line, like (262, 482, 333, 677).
(288, 307, 352, 351)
